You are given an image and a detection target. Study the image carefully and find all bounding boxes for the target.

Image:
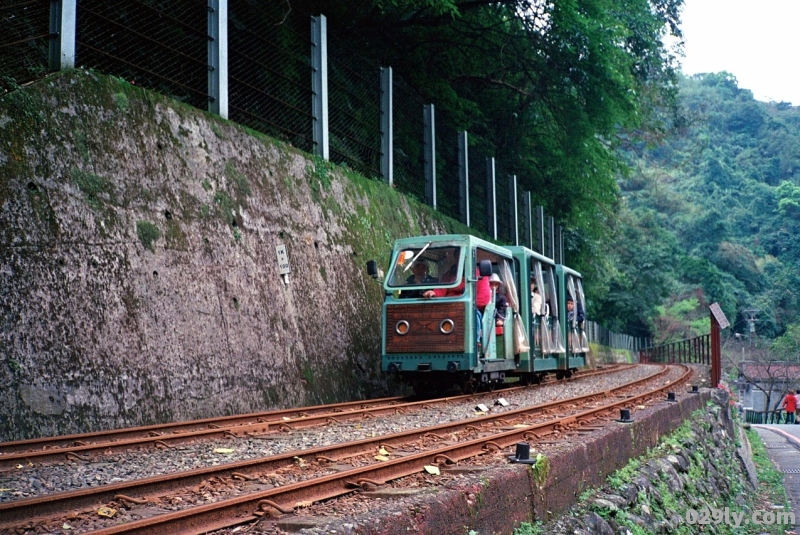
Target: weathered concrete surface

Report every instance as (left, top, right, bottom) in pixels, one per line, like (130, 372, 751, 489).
(0, 69, 466, 440)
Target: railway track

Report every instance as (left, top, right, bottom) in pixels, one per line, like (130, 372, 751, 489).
(0, 365, 627, 471)
(0, 363, 689, 534)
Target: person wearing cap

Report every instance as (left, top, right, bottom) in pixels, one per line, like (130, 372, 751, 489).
(489, 273, 508, 326)
(403, 259, 437, 298)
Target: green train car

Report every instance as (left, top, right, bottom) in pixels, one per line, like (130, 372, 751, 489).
(368, 234, 588, 394)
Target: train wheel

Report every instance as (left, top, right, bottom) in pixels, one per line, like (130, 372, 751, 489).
(556, 371, 565, 380)
(564, 370, 573, 379)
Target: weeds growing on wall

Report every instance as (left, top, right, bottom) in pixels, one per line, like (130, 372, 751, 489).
(136, 220, 160, 251)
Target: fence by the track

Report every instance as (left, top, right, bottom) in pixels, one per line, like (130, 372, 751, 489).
(2, 0, 648, 355)
(638, 334, 711, 366)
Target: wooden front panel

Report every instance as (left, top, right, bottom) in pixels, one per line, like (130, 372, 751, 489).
(386, 302, 466, 354)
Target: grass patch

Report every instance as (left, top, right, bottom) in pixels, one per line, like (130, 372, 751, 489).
(136, 220, 160, 252)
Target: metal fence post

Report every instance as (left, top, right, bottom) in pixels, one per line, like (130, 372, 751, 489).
(458, 130, 469, 226)
(547, 216, 554, 260)
(536, 206, 545, 255)
(208, 0, 228, 118)
(556, 225, 563, 264)
(508, 175, 518, 245)
(424, 104, 436, 208)
(486, 157, 497, 239)
(50, 0, 76, 69)
(311, 15, 329, 160)
(380, 67, 393, 186)
(523, 191, 532, 249)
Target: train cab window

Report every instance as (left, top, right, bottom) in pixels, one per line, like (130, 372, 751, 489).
(387, 245, 464, 293)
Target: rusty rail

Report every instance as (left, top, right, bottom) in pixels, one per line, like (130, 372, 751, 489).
(1, 364, 677, 532)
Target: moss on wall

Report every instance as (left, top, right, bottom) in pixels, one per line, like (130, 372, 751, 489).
(0, 69, 479, 440)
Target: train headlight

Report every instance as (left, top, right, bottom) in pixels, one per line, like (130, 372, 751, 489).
(439, 319, 455, 334)
(395, 320, 410, 335)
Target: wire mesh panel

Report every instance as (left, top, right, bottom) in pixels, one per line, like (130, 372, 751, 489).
(327, 34, 381, 178)
(393, 73, 425, 202)
(0, 0, 50, 91)
(75, 0, 209, 109)
(435, 110, 461, 221)
(228, 1, 313, 153)
(495, 163, 512, 243)
(468, 146, 488, 235)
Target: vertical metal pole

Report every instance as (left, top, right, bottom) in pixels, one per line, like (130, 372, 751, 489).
(711, 311, 721, 387)
(536, 206, 545, 255)
(380, 67, 393, 186)
(508, 175, 518, 245)
(51, 0, 76, 69)
(49, 1, 62, 71)
(486, 158, 497, 239)
(557, 226, 564, 264)
(458, 130, 469, 226)
(424, 104, 436, 208)
(547, 216, 554, 260)
(311, 15, 329, 160)
(523, 191, 532, 249)
(208, 0, 228, 118)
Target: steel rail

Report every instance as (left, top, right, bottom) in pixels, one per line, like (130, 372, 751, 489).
(0, 396, 410, 456)
(73, 364, 692, 535)
(0, 364, 667, 530)
(0, 366, 626, 467)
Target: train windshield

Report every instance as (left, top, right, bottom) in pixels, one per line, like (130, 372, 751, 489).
(387, 245, 464, 290)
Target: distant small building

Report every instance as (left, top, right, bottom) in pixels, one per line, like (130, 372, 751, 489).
(736, 361, 800, 413)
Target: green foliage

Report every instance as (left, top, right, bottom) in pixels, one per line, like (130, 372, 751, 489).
(512, 522, 543, 535)
(71, 168, 114, 210)
(136, 220, 160, 252)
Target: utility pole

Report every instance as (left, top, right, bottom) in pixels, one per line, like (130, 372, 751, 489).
(744, 309, 759, 346)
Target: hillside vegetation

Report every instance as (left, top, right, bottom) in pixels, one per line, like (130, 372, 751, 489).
(609, 73, 800, 347)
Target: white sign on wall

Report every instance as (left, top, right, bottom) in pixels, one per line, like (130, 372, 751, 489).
(276, 244, 290, 275)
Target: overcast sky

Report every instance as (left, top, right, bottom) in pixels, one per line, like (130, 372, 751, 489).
(679, 0, 800, 105)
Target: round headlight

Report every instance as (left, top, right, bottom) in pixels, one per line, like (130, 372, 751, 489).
(439, 319, 455, 334)
(395, 320, 410, 335)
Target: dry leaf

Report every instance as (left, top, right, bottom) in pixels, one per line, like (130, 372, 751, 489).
(423, 465, 440, 475)
(97, 506, 117, 518)
(378, 448, 389, 455)
(213, 448, 235, 454)
(374, 455, 390, 461)
(62, 524, 73, 531)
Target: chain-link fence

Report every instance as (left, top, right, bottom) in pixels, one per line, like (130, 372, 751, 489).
(228, 0, 313, 153)
(76, 0, 210, 109)
(327, 33, 381, 178)
(434, 109, 461, 222)
(0, 0, 50, 92)
(392, 73, 426, 202)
